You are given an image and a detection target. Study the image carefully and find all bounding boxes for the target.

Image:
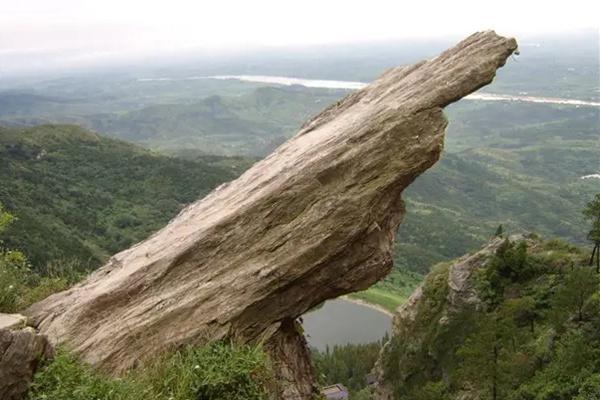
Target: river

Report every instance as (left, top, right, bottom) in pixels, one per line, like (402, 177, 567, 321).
(302, 298, 392, 351)
(137, 74, 599, 107)
(207, 75, 600, 108)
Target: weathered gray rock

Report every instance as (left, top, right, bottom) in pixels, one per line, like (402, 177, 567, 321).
(26, 31, 517, 398)
(0, 314, 52, 400)
(0, 313, 28, 330)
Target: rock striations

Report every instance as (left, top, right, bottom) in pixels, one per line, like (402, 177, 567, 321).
(26, 31, 517, 399)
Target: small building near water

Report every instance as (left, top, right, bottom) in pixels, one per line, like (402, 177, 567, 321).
(321, 384, 349, 399)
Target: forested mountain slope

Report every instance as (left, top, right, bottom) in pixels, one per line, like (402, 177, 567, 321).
(394, 101, 599, 273)
(87, 86, 343, 156)
(0, 124, 249, 269)
(378, 235, 600, 400)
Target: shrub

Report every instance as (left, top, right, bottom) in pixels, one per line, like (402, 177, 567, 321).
(141, 342, 274, 400)
(0, 249, 32, 312)
(575, 373, 600, 400)
(28, 343, 275, 400)
(0, 254, 85, 313)
(27, 350, 132, 400)
(412, 381, 450, 400)
(478, 240, 537, 307)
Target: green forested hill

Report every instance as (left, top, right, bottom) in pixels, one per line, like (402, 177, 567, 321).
(0, 124, 248, 269)
(0, 85, 343, 157)
(394, 102, 600, 273)
(381, 237, 600, 400)
(81, 86, 342, 157)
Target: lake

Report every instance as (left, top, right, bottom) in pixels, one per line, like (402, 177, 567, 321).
(302, 299, 392, 351)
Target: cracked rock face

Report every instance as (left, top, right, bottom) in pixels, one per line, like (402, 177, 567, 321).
(26, 31, 517, 398)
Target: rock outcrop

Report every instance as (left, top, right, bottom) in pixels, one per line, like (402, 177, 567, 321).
(0, 313, 53, 400)
(26, 31, 517, 398)
(374, 235, 529, 399)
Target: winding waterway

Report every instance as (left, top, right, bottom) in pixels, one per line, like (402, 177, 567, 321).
(302, 299, 392, 351)
(138, 74, 599, 107)
(207, 75, 600, 107)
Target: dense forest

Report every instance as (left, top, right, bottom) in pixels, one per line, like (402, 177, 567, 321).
(312, 340, 385, 400)
(0, 124, 250, 269)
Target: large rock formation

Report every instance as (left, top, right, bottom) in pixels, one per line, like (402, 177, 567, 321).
(26, 31, 517, 398)
(0, 313, 53, 400)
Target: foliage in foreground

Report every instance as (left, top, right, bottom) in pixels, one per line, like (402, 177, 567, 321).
(4, 203, 274, 400)
(0, 204, 85, 312)
(28, 343, 274, 400)
(0, 253, 86, 313)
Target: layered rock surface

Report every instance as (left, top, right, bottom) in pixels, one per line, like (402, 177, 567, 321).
(26, 31, 517, 398)
(0, 313, 53, 400)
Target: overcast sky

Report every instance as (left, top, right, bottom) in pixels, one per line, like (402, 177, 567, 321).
(1, 0, 598, 75)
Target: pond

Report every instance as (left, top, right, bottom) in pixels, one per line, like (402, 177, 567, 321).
(302, 298, 392, 351)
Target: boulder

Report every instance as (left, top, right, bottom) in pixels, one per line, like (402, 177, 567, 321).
(0, 314, 28, 330)
(0, 313, 52, 400)
(26, 31, 517, 398)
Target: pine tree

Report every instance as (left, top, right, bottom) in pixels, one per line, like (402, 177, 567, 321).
(554, 266, 598, 322)
(583, 194, 600, 273)
(494, 224, 504, 237)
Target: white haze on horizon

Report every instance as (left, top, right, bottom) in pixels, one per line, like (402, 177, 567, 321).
(1, 0, 599, 76)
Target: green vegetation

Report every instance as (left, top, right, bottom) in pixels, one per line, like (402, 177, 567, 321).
(584, 193, 600, 271)
(0, 85, 342, 157)
(382, 237, 600, 400)
(0, 34, 597, 279)
(91, 86, 342, 157)
(312, 339, 385, 399)
(349, 287, 405, 313)
(397, 102, 599, 273)
(350, 269, 422, 312)
(1, 33, 597, 400)
(382, 261, 456, 396)
(2, 96, 598, 280)
(0, 205, 84, 312)
(0, 124, 246, 270)
(3, 204, 275, 400)
(28, 343, 274, 400)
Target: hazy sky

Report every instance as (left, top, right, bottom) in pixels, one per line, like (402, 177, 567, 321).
(1, 0, 599, 75)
